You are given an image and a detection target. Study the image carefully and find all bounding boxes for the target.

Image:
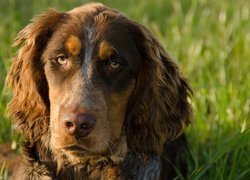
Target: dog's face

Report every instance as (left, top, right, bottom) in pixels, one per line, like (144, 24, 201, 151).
(42, 6, 141, 156)
(7, 3, 192, 162)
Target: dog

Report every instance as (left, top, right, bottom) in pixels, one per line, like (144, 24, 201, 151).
(7, 3, 192, 179)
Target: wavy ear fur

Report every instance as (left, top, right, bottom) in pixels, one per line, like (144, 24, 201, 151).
(6, 10, 65, 142)
(126, 23, 192, 155)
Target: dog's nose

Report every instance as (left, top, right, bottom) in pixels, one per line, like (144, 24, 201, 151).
(62, 113, 96, 137)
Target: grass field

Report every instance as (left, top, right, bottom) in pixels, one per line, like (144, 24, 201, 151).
(0, 0, 249, 179)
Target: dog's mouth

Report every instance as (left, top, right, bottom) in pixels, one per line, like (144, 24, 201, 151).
(62, 144, 91, 156)
(64, 145, 88, 151)
(60, 138, 121, 156)
(54, 136, 127, 166)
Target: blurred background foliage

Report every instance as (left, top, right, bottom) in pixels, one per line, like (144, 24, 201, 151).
(0, 0, 249, 179)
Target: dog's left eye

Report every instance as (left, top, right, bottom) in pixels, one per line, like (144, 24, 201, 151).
(108, 52, 121, 70)
(109, 60, 120, 69)
(56, 56, 67, 65)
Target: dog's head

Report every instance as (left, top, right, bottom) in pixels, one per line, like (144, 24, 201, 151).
(7, 3, 192, 161)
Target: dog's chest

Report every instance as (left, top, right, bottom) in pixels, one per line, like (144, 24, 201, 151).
(59, 161, 123, 180)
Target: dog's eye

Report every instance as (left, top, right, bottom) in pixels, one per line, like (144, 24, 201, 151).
(56, 56, 67, 65)
(109, 60, 120, 69)
(108, 53, 121, 70)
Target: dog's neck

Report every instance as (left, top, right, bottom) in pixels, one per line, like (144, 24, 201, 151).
(21, 137, 161, 179)
(52, 135, 128, 179)
(55, 156, 122, 179)
(54, 151, 161, 180)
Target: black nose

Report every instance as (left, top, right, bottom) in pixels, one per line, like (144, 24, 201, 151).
(62, 113, 96, 137)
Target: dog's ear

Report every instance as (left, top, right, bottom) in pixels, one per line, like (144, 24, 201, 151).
(126, 23, 193, 155)
(6, 10, 66, 142)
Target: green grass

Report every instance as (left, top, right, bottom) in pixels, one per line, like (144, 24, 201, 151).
(0, 0, 249, 179)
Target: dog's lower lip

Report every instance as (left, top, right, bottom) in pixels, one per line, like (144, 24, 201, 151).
(63, 145, 88, 152)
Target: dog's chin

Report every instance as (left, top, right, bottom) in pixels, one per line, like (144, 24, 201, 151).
(56, 137, 127, 165)
(52, 144, 105, 166)
(57, 141, 114, 158)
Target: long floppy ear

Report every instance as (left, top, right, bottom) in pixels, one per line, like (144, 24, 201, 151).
(6, 10, 66, 142)
(126, 23, 192, 155)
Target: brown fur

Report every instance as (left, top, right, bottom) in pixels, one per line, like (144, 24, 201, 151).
(126, 24, 192, 154)
(7, 3, 192, 179)
(98, 40, 115, 60)
(65, 35, 82, 56)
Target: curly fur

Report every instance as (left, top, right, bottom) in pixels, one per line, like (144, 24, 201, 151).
(126, 23, 192, 155)
(7, 3, 192, 179)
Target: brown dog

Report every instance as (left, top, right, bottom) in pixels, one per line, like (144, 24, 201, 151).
(7, 3, 192, 179)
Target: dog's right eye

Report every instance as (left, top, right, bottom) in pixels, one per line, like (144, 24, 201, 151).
(56, 56, 67, 65)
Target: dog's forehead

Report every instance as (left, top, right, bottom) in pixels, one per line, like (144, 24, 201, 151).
(45, 5, 141, 68)
(65, 13, 128, 43)
(65, 35, 82, 56)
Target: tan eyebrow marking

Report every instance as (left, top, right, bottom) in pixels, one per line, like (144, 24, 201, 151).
(65, 35, 82, 56)
(98, 40, 115, 60)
